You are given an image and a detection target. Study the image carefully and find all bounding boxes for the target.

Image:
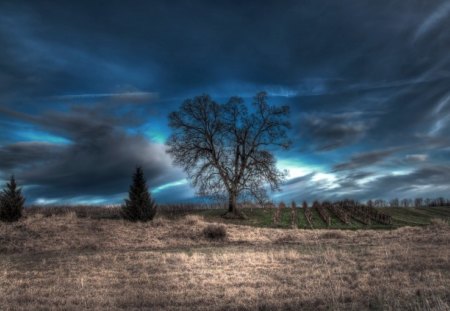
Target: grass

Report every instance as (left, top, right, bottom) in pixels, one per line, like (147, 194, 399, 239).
(192, 206, 450, 230)
(23, 204, 450, 230)
(0, 210, 449, 310)
(379, 207, 450, 227)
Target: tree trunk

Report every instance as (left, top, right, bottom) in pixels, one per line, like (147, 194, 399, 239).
(228, 192, 237, 214)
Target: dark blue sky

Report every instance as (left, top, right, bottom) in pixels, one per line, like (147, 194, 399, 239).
(1, 0, 449, 204)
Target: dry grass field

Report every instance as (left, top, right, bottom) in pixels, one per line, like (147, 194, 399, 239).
(1, 213, 449, 310)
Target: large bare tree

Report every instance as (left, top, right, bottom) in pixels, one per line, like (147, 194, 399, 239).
(166, 92, 291, 216)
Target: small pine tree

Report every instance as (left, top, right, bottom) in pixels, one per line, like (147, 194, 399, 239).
(0, 175, 25, 222)
(122, 167, 157, 221)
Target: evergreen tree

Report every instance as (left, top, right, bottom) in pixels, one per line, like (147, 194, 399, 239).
(122, 167, 157, 221)
(0, 175, 25, 222)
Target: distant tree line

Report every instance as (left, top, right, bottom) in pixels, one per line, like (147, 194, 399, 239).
(366, 197, 450, 208)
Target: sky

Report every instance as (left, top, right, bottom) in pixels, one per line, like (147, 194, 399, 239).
(0, 0, 449, 205)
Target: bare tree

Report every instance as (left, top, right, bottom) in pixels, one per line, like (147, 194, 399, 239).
(389, 198, 399, 208)
(414, 197, 423, 208)
(400, 198, 410, 208)
(374, 199, 386, 208)
(166, 92, 291, 217)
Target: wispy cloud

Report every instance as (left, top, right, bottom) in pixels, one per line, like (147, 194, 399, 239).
(52, 91, 158, 102)
(413, 1, 450, 41)
(152, 179, 188, 194)
(297, 112, 375, 151)
(333, 147, 404, 171)
(405, 154, 428, 162)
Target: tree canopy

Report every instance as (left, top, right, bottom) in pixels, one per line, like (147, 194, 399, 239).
(166, 92, 291, 216)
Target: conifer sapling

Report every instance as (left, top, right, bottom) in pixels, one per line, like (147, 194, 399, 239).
(0, 175, 25, 222)
(122, 167, 157, 221)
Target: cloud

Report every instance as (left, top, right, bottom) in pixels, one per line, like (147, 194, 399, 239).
(52, 91, 158, 103)
(1, 0, 450, 203)
(335, 171, 373, 190)
(404, 154, 428, 163)
(0, 142, 65, 171)
(0, 0, 446, 97)
(278, 172, 330, 202)
(283, 172, 316, 187)
(413, 2, 450, 41)
(432, 91, 450, 116)
(0, 104, 185, 203)
(298, 112, 373, 151)
(333, 148, 402, 171)
(361, 165, 450, 199)
(279, 164, 450, 203)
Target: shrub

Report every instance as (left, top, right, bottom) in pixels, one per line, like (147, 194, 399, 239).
(122, 167, 157, 222)
(203, 224, 227, 240)
(320, 231, 345, 239)
(0, 175, 25, 222)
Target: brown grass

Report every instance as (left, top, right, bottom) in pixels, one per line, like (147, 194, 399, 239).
(429, 218, 449, 230)
(0, 213, 449, 310)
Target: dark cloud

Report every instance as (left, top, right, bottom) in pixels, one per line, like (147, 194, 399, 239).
(360, 165, 450, 199)
(1, 0, 449, 97)
(0, 142, 64, 170)
(297, 112, 373, 151)
(336, 171, 373, 190)
(333, 148, 402, 171)
(0, 104, 184, 202)
(283, 172, 316, 187)
(0, 0, 449, 203)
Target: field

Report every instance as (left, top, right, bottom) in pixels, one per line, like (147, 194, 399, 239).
(194, 206, 450, 230)
(0, 207, 449, 310)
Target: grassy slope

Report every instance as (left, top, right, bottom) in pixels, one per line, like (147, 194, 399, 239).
(1, 214, 449, 310)
(380, 207, 450, 226)
(195, 206, 450, 230)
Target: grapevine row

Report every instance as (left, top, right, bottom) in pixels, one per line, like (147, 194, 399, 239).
(324, 201, 350, 225)
(313, 201, 331, 226)
(302, 201, 313, 228)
